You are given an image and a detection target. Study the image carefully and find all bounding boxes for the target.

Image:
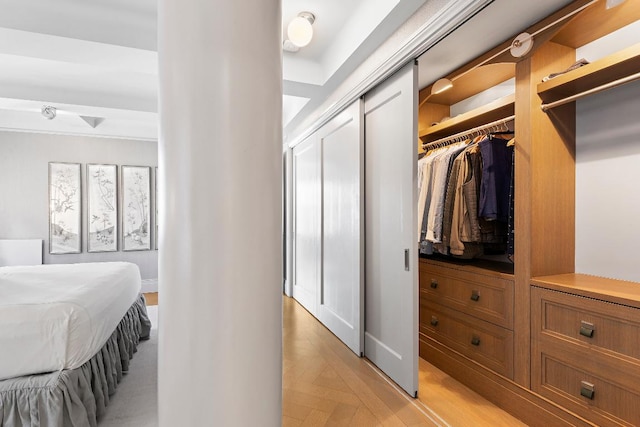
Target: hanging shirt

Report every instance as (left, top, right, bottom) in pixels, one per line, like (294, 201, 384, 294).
(507, 148, 515, 258)
(435, 149, 465, 254)
(425, 142, 467, 243)
(478, 136, 514, 222)
(449, 145, 483, 259)
(461, 145, 483, 243)
(417, 152, 436, 249)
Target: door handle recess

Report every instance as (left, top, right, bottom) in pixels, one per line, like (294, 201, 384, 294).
(580, 381, 595, 400)
(404, 249, 410, 271)
(430, 316, 439, 327)
(471, 336, 481, 346)
(579, 321, 595, 338)
(470, 290, 480, 301)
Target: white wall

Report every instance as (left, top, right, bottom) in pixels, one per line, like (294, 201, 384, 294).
(0, 130, 158, 279)
(575, 80, 640, 283)
(574, 21, 640, 284)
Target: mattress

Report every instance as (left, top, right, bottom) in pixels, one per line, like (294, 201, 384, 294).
(0, 262, 141, 381)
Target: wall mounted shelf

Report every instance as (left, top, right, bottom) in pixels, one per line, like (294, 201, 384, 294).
(538, 42, 640, 103)
(419, 94, 515, 142)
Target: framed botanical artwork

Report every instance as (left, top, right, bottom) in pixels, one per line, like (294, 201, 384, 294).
(49, 162, 81, 254)
(122, 165, 151, 251)
(87, 164, 118, 252)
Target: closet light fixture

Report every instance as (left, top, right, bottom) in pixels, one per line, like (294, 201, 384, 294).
(510, 32, 534, 58)
(606, 0, 626, 9)
(431, 78, 453, 95)
(41, 105, 56, 120)
(287, 12, 315, 48)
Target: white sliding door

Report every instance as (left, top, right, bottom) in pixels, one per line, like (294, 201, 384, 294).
(318, 100, 364, 356)
(364, 62, 418, 397)
(292, 136, 321, 316)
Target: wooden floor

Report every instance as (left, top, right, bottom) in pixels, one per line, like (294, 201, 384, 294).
(144, 292, 158, 306)
(145, 293, 525, 426)
(283, 296, 527, 426)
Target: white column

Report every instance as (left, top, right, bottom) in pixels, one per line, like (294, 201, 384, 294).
(157, 0, 282, 425)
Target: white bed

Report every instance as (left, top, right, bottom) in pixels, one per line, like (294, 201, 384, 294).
(0, 262, 141, 381)
(0, 261, 150, 427)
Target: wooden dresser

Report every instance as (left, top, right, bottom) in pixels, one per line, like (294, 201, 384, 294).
(531, 274, 640, 427)
(419, 258, 514, 378)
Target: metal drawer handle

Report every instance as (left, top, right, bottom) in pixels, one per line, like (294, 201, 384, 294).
(470, 290, 480, 302)
(580, 381, 595, 400)
(430, 316, 439, 327)
(579, 321, 595, 338)
(471, 336, 481, 346)
(430, 279, 438, 289)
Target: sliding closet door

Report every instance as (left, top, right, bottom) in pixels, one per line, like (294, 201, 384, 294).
(364, 62, 418, 396)
(318, 100, 364, 356)
(292, 136, 321, 316)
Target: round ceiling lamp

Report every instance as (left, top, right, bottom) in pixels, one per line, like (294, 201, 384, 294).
(41, 105, 57, 120)
(287, 12, 315, 48)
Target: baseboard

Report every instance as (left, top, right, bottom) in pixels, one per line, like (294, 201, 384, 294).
(419, 335, 596, 427)
(141, 278, 158, 293)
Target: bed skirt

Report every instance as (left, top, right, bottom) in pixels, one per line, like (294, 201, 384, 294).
(0, 294, 151, 427)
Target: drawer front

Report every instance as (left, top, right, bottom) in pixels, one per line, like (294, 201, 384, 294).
(420, 262, 513, 329)
(420, 301, 513, 378)
(533, 353, 640, 427)
(532, 286, 640, 363)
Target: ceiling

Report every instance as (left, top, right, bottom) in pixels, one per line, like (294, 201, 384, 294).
(0, 0, 577, 142)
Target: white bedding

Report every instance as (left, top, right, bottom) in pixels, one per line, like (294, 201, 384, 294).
(0, 262, 141, 381)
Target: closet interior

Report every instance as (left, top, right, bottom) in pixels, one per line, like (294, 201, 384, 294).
(417, 0, 640, 425)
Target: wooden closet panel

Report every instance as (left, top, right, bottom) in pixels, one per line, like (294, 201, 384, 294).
(513, 41, 576, 387)
(551, 0, 640, 49)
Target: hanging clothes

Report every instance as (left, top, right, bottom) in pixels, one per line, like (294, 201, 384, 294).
(507, 144, 515, 260)
(425, 142, 468, 244)
(478, 136, 514, 222)
(417, 142, 466, 254)
(417, 129, 515, 261)
(449, 144, 483, 258)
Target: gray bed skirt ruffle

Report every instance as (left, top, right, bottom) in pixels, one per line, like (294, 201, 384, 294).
(0, 294, 151, 427)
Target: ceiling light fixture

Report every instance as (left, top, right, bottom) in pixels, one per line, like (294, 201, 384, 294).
(41, 105, 56, 120)
(287, 12, 315, 48)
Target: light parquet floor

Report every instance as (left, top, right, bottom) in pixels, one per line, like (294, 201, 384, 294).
(283, 296, 528, 427)
(283, 296, 438, 427)
(143, 292, 158, 306)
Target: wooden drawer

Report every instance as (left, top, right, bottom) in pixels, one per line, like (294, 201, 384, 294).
(534, 353, 640, 427)
(532, 286, 640, 363)
(532, 285, 640, 426)
(420, 300, 513, 379)
(420, 261, 513, 329)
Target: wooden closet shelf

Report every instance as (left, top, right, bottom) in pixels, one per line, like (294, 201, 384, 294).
(531, 273, 640, 309)
(419, 94, 515, 142)
(537, 42, 640, 102)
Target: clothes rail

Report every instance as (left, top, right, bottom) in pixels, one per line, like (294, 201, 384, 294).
(541, 71, 640, 112)
(422, 115, 515, 151)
